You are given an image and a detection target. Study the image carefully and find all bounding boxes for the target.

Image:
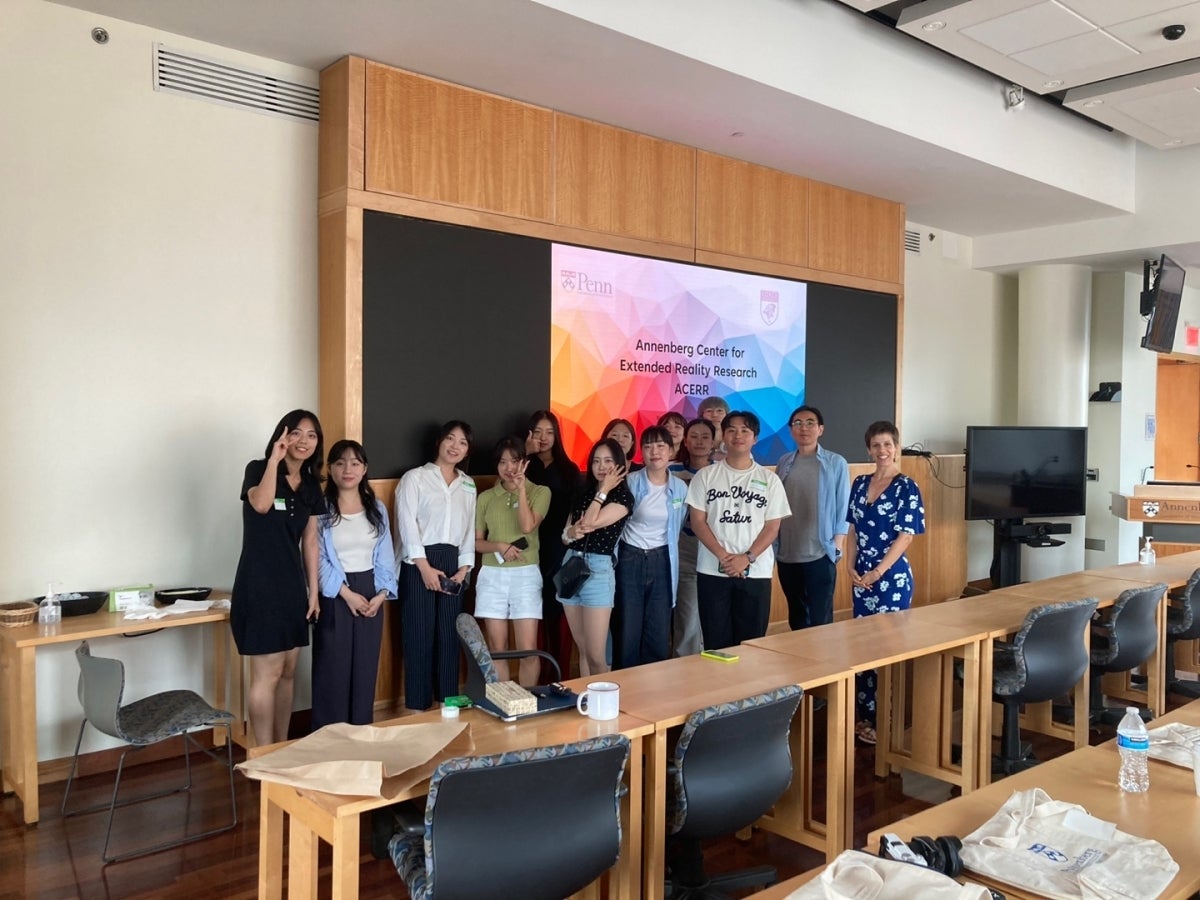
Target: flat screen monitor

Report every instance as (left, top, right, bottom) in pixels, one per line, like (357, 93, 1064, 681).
(965, 426, 1087, 521)
(1142, 254, 1186, 353)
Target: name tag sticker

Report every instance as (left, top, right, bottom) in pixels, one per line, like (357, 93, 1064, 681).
(274, 498, 287, 511)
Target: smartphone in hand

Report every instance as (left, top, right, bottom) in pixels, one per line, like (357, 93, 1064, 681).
(438, 575, 465, 595)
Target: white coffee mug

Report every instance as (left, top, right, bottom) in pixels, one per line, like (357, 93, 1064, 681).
(576, 681, 620, 721)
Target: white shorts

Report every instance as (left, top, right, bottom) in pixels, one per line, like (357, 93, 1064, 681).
(474, 565, 543, 620)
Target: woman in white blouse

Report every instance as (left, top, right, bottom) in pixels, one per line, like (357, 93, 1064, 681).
(394, 421, 476, 711)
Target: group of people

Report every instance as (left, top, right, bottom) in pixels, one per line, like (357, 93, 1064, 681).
(230, 400, 925, 749)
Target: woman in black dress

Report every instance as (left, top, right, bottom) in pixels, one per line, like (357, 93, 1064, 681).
(231, 410, 324, 746)
(524, 410, 581, 678)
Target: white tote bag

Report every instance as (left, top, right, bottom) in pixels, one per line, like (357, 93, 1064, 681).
(786, 850, 992, 899)
(960, 788, 1178, 900)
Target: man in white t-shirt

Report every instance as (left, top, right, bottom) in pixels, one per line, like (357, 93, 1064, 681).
(685, 411, 791, 648)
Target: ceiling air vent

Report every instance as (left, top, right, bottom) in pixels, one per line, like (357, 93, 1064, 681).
(153, 44, 319, 123)
(904, 229, 922, 254)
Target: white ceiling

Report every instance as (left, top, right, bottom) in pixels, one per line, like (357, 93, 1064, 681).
(41, 0, 1199, 272)
(893, 0, 1200, 149)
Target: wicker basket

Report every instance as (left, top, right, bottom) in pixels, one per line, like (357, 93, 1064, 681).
(0, 601, 39, 628)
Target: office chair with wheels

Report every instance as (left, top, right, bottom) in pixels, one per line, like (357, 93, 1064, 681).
(992, 598, 1097, 777)
(1089, 583, 1167, 724)
(386, 734, 630, 900)
(666, 684, 803, 899)
(455, 612, 560, 700)
(1166, 569, 1200, 699)
(61, 641, 238, 862)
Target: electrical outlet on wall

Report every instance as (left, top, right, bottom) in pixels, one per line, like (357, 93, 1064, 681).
(1086, 467, 1099, 481)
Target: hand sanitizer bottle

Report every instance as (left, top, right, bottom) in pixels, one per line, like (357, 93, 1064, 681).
(1139, 537, 1156, 565)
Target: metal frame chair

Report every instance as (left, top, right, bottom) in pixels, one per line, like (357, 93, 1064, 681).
(61, 641, 237, 862)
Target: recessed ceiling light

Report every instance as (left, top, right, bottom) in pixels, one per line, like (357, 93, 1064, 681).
(922, 21, 946, 32)
(1083, 99, 1104, 108)
(1043, 80, 1063, 89)
(1165, 139, 1183, 146)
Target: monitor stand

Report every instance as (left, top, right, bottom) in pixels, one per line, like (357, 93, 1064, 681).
(990, 519, 1071, 588)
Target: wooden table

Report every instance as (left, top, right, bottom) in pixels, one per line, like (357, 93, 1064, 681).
(573, 647, 852, 900)
(749, 613, 993, 793)
(866, 700, 1200, 899)
(1087, 550, 1200, 586)
(0, 596, 237, 825)
(254, 706, 655, 900)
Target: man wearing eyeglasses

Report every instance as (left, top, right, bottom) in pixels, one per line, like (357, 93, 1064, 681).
(774, 405, 850, 629)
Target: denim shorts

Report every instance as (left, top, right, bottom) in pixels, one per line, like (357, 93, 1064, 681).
(556, 550, 615, 609)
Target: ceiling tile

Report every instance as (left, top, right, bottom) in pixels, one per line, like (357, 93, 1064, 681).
(1106, 6, 1200, 52)
(961, 2, 1093, 56)
(1011, 28, 1137, 76)
(1064, 57, 1200, 147)
(1058, 0, 1200, 28)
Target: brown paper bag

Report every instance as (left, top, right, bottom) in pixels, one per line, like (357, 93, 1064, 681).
(237, 721, 474, 798)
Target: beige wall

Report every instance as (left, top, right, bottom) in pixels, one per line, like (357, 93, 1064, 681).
(901, 224, 1017, 580)
(1, 0, 319, 756)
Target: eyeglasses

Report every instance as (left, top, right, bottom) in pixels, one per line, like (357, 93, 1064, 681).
(790, 419, 820, 428)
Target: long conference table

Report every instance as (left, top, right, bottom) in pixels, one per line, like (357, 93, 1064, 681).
(251, 550, 1200, 899)
(863, 698, 1200, 900)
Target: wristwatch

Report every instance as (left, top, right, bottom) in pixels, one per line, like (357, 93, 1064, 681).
(745, 550, 757, 564)
(595, 491, 608, 503)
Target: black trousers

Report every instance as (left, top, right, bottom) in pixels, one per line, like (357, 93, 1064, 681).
(311, 569, 384, 729)
(777, 557, 837, 630)
(401, 544, 463, 710)
(695, 574, 772, 650)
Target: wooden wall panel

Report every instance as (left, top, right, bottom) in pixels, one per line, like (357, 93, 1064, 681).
(808, 182, 903, 283)
(319, 57, 365, 197)
(554, 114, 695, 247)
(696, 152, 808, 267)
(364, 63, 553, 221)
(318, 207, 363, 446)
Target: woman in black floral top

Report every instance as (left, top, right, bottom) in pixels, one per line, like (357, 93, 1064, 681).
(557, 438, 633, 675)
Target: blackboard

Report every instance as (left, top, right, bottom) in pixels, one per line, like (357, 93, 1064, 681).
(362, 211, 896, 477)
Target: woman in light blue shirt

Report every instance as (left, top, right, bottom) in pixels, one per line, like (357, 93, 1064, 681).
(314, 440, 397, 729)
(612, 426, 689, 668)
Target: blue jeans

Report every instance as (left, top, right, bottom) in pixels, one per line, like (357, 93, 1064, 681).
(612, 543, 672, 668)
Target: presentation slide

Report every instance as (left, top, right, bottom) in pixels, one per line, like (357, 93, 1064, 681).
(551, 244, 807, 464)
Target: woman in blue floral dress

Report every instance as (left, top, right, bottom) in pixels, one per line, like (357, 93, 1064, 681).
(846, 421, 925, 745)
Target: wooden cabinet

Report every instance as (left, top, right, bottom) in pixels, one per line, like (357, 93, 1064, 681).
(808, 182, 903, 283)
(364, 62, 553, 221)
(696, 152, 809, 267)
(553, 114, 695, 247)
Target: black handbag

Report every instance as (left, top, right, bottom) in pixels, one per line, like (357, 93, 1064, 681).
(553, 552, 591, 599)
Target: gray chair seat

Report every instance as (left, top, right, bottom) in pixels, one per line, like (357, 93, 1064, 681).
(61, 641, 237, 862)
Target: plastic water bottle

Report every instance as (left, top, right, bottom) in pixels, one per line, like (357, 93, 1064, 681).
(1116, 707, 1150, 793)
(38, 582, 61, 625)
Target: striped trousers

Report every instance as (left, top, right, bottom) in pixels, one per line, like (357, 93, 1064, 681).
(400, 544, 463, 710)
